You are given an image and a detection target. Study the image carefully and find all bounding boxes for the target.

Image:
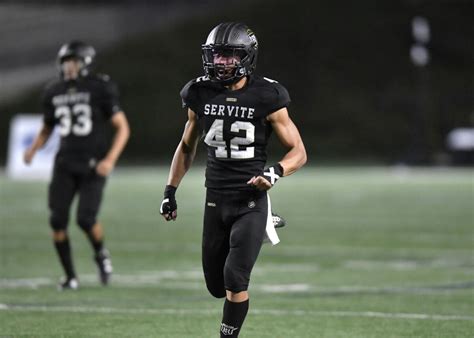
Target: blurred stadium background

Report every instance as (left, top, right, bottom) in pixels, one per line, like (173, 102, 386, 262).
(0, 0, 473, 337)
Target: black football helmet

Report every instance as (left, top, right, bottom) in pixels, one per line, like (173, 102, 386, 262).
(202, 22, 258, 85)
(57, 40, 96, 77)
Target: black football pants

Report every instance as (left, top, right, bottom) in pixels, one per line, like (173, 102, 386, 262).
(202, 188, 268, 298)
(48, 158, 106, 232)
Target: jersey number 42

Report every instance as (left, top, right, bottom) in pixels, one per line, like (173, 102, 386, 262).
(204, 119, 255, 159)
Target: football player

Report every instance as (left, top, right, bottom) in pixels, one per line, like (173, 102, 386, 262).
(160, 23, 306, 337)
(24, 41, 130, 290)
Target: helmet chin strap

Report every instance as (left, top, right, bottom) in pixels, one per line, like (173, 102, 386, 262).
(80, 68, 89, 77)
(213, 64, 246, 86)
(219, 75, 244, 86)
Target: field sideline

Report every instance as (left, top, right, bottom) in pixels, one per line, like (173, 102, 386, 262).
(0, 166, 473, 337)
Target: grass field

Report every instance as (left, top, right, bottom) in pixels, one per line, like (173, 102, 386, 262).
(0, 166, 473, 337)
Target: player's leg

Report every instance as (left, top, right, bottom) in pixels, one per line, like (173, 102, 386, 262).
(76, 171, 111, 285)
(202, 189, 229, 298)
(220, 191, 268, 337)
(48, 164, 78, 290)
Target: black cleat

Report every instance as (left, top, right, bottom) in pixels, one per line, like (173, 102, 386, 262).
(272, 213, 286, 228)
(57, 277, 79, 291)
(94, 249, 113, 286)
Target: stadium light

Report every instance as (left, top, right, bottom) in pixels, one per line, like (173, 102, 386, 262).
(410, 44, 430, 67)
(411, 16, 430, 44)
(410, 16, 430, 67)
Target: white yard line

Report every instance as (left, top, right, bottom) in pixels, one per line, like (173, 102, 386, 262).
(0, 303, 471, 321)
(252, 309, 474, 321)
(1, 273, 472, 296)
(258, 284, 312, 293)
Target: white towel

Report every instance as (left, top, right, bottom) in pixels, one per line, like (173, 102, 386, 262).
(264, 193, 280, 245)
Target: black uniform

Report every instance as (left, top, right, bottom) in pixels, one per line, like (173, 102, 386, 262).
(42, 74, 121, 231)
(181, 74, 290, 297)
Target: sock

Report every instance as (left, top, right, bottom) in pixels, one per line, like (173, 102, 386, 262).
(54, 239, 76, 279)
(220, 299, 249, 337)
(87, 231, 104, 254)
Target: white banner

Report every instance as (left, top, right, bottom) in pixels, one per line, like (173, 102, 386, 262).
(6, 114, 59, 180)
(447, 128, 474, 151)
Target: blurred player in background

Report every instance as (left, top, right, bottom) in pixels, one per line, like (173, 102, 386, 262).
(160, 23, 306, 337)
(24, 41, 130, 290)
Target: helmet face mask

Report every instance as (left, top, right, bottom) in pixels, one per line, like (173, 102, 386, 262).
(60, 57, 86, 80)
(201, 23, 258, 85)
(202, 45, 248, 83)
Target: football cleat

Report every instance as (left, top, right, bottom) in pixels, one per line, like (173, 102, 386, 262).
(272, 213, 286, 228)
(57, 277, 79, 291)
(94, 249, 113, 286)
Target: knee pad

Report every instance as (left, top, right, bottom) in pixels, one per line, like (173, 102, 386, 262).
(49, 211, 68, 231)
(77, 213, 95, 233)
(223, 264, 249, 294)
(203, 271, 226, 298)
(206, 282, 226, 299)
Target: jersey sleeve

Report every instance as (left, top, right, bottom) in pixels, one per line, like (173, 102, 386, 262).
(180, 79, 198, 112)
(266, 82, 291, 115)
(101, 77, 122, 119)
(41, 86, 56, 127)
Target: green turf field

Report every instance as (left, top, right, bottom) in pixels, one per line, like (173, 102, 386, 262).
(0, 166, 473, 337)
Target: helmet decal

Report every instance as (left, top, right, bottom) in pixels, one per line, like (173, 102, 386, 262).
(247, 29, 258, 49)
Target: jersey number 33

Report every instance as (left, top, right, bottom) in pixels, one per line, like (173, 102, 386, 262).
(55, 104, 93, 136)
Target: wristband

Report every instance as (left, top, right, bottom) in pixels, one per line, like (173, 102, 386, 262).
(164, 185, 177, 198)
(262, 163, 284, 186)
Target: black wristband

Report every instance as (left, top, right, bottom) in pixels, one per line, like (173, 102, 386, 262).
(262, 163, 284, 186)
(164, 185, 177, 198)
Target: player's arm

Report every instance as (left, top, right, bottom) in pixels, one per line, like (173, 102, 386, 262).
(160, 108, 201, 221)
(96, 111, 130, 177)
(167, 109, 201, 187)
(248, 107, 307, 190)
(23, 124, 53, 165)
(268, 107, 307, 175)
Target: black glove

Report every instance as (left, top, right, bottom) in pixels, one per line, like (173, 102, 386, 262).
(261, 163, 284, 186)
(160, 185, 177, 221)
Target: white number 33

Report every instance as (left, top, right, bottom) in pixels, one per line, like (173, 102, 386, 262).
(55, 104, 93, 136)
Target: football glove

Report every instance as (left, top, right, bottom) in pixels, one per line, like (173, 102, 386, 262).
(160, 185, 177, 221)
(261, 163, 284, 186)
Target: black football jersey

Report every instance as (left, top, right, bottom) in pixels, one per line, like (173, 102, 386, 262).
(42, 74, 121, 163)
(180, 75, 290, 189)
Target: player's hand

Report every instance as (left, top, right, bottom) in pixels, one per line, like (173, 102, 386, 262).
(160, 185, 177, 221)
(247, 175, 272, 191)
(96, 158, 115, 177)
(247, 164, 284, 191)
(23, 148, 36, 165)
